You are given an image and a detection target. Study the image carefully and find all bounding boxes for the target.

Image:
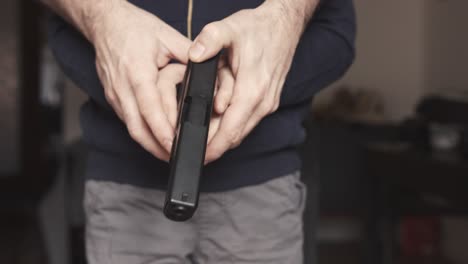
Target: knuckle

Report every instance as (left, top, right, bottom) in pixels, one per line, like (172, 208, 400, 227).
(128, 72, 155, 92)
(121, 55, 137, 69)
(154, 150, 168, 161)
(210, 148, 223, 159)
(202, 23, 220, 40)
(138, 101, 152, 118)
(137, 95, 158, 119)
(231, 140, 242, 149)
(244, 89, 263, 105)
(130, 78, 146, 92)
(225, 129, 242, 146)
(119, 59, 136, 76)
(207, 146, 222, 161)
(259, 102, 272, 116)
(104, 89, 114, 103)
(259, 78, 270, 93)
(248, 79, 270, 103)
(127, 123, 143, 141)
(271, 101, 280, 113)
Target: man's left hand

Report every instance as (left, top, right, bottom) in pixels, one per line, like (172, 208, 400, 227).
(189, 0, 318, 163)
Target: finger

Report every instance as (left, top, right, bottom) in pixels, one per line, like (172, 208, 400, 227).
(213, 55, 227, 97)
(268, 65, 284, 114)
(273, 68, 290, 109)
(207, 113, 222, 145)
(96, 61, 125, 120)
(241, 105, 269, 145)
(205, 72, 261, 162)
(237, 83, 277, 148)
(208, 60, 275, 162)
(217, 53, 228, 70)
(103, 86, 125, 120)
(131, 76, 175, 153)
(141, 120, 171, 161)
(118, 84, 170, 161)
(214, 66, 234, 114)
(157, 64, 187, 128)
(108, 92, 125, 121)
(269, 59, 290, 110)
(189, 21, 234, 62)
(159, 24, 193, 64)
(240, 66, 280, 140)
(205, 106, 244, 163)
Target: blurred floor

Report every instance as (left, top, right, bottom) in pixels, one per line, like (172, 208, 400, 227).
(0, 227, 457, 264)
(318, 243, 361, 264)
(318, 243, 455, 264)
(0, 213, 46, 264)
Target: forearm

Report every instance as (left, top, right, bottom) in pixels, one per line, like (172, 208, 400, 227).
(264, 0, 320, 33)
(280, 23, 355, 107)
(278, 0, 356, 107)
(40, 0, 122, 42)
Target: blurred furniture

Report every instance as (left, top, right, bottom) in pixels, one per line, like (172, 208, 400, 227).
(0, 1, 58, 263)
(64, 141, 88, 264)
(301, 119, 404, 264)
(304, 111, 468, 264)
(367, 144, 468, 264)
(0, 1, 50, 200)
(300, 124, 320, 264)
(364, 96, 468, 264)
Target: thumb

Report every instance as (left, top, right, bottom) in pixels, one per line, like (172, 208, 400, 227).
(189, 21, 234, 62)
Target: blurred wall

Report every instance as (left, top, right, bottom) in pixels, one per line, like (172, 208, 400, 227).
(0, 0, 19, 174)
(317, 0, 468, 121)
(425, 0, 468, 98)
(318, 0, 427, 121)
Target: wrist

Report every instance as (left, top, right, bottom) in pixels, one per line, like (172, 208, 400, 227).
(261, 0, 319, 33)
(73, 0, 125, 43)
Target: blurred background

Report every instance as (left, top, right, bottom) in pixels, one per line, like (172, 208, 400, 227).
(1, 0, 467, 264)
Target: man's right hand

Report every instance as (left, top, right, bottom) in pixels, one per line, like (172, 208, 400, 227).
(86, 1, 191, 161)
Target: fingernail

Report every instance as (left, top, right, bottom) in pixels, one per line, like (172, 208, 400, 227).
(216, 101, 224, 113)
(189, 41, 205, 60)
(164, 139, 173, 151)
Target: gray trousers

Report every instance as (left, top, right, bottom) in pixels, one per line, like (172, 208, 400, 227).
(84, 172, 307, 264)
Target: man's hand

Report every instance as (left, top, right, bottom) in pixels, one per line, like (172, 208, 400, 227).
(91, 2, 191, 161)
(207, 62, 235, 144)
(189, 0, 319, 163)
(41, 0, 192, 161)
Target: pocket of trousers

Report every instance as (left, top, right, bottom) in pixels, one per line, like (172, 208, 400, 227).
(288, 172, 308, 213)
(83, 181, 115, 259)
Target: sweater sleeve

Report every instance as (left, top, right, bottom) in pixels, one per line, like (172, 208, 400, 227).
(280, 0, 356, 107)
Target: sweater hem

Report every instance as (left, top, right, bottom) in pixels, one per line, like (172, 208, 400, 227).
(85, 148, 302, 192)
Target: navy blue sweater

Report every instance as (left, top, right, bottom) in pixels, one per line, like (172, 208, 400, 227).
(48, 0, 356, 192)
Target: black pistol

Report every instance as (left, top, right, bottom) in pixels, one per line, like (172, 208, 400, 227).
(164, 55, 220, 221)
